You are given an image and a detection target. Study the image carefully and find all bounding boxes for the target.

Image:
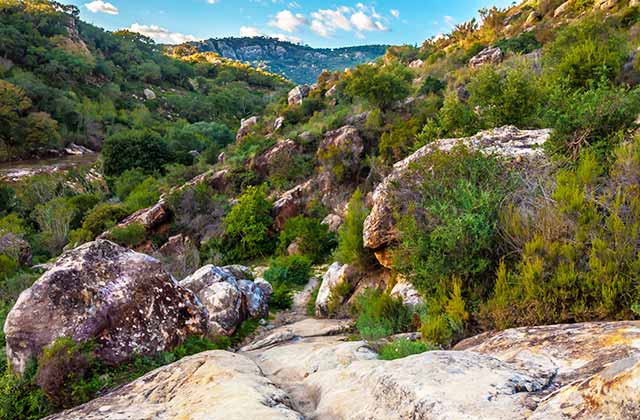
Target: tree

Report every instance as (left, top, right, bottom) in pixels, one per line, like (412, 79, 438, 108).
(0, 80, 31, 143)
(102, 130, 174, 177)
(334, 189, 374, 269)
(22, 112, 61, 149)
(344, 63, 412, 110)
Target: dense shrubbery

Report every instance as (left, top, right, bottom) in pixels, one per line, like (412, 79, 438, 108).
(344, 63, 412, 110)
(277, 216, 334, 263)
(353, 289, 416, 340)
(334, 189, 375, 270)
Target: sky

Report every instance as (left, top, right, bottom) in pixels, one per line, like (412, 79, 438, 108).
(67, 0, 516, 48)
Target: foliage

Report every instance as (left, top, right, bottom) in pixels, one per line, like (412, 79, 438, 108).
(269, 280, 294, 311)
(277, 216, 334, 263)
(494, 31, 541, 54)
(334, 189, 375, 270)
(264, 255, 312, 287)
(108, 223, 147, 248)
(81, 203, 129, 239)
(102, 130, 174, 177)
(34, 198, 75, 255)
(344, 63, 412, 109)
(353, 289, 416, 340)
(378, 339, 434, 360)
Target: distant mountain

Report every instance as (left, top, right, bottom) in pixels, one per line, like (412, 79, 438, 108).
(192, 37, 389, 84)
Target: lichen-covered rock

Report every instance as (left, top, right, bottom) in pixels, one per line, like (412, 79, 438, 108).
(317, 126, 363, 174)
(315, 262, 357, 317)
(155, 234, 200, 279)
(469, 46, 504, 68)
(253, 139, 300, 178)
(180, 265, 270, 337)
(321, 214, 343, 233)
(0, 232, 32, 266)
(364, 126, 552, 253)
(4, 240, 207, 374)
(237, 116, 258, 141)
(288, 85, 311, 106)
(273, 179, 315, 231)
(390, 277, 423, 307)
(408, 59, 424, 69)
(554, 0, 571, 17)
(273, 116, 285, 132)
(45, 351, 303, 420)
(143, 88, 156, 100)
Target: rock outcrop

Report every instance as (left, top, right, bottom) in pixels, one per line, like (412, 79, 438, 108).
(390, 277, 424, 307)
(0, 232, 32, 266)
(469, 47, 504, 68)
(363, 126, 552, 258)
(4, 240, 207, 374)
(315, 262, 357, 317)
(253, 139, 301, 178)
(273, 179, 315, 231)
(46, 351, 303, 420)
(180, 265, 271, 337)
(288, 85, 311, 106)
(237, 116, 258, 141)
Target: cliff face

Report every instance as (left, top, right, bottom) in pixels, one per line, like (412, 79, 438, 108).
(194, 37, 388, 83)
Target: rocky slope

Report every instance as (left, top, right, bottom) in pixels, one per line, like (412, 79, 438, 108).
(193, 37, 388, 84)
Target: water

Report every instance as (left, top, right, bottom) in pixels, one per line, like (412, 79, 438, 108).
(0, 154, 99, 182)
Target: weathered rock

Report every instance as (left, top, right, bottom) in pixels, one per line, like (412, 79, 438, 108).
(180, 265, 270, 337)
(45, 351, 303, 420)
(408, 59, 424, 69)
(0, 232, 32, 266)
(390, 277, 424, 307)
(325, 84, 337, 97)
(288, 85, 311, 106)
(321, 214, 343, 233)
(596, 0, 619, 10)
(273, 179, 315, 231)
(525, 10, 540, 25)
(155, 234, 200, 279)
(4, 240, 207, 374)
(273, 116, 285, 132)
(469, 47, 504, 68)
(315, 262, 357, 317)
(317, 126, 364, 199)
(253, 139, 300, 178)
(104, 201, 169, 237)
(364, 126, 552, 252)
(143, 88, 156, 100)
(457, 84, 471, 102)
(554, 1, 571, 17)
(237, 116, 258, 141)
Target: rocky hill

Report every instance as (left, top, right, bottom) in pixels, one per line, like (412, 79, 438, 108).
(191, 37, 389, 84)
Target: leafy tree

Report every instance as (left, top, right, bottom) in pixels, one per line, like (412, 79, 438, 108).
(277, 216, 334, 263)
(102, 130, 174, 177)
(344, 63, 412, 109)
(334, 189, 374, 270)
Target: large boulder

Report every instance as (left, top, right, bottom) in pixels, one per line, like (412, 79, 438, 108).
(4, 240, 207, 374)
(155, 234, 200, 279)
(237, 116, 258, 141)
(45, 351, 303, 420)
(180, 265, 270, 337)
(288, 85, 311, 106)
(363, 126, 552, 258)
(315, 262, 358, 317)
(253, 139, 301, 178)
(469, 47, 504, 68)
(317, 126, 363, 175)
(0, 232, 32, 266)
(273, 179, 315, 231)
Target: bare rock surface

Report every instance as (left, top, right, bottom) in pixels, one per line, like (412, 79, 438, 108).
(45, 351, 303, 420)
(288, 85, 311, 106)
(4, 240, 207, 374)
(315, 262, 357, 317)
(236, 116, 258, 141)
(364, 126, 552, 253)
(0, 232, 32, 266)
(469, 47, 504, 68)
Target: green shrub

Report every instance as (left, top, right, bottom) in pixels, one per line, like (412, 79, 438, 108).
(109, 223, 146, 248)
(353, 289, 415, 340)
(0, 255, 18, 280)
(264, 255, 312, 287)
(419, 278, 470, 346)
(418, 76, 446, 96)
(379, 339, 434, 360)
(437, 93, 479, 138)
(0, 213, 27, 236)
(344, 63, 412, 110)
(334, 189, 375, 270)
(307, 284, 321, 316)
(220, 185, 275, 262)
(81, 203, 129, 239)
(277, 216, 334, 263)
(34, 198, 75, 256)
(326, 280, 355, 317)
(102, 129, 174, 177)
(123, 178, 162, 212)
(0, 362, 51, 420)
(66, 194, 101, 230)
(113, 169, 149, 200)
(269, 281, 294, 311)
(494, 31, 541, 54)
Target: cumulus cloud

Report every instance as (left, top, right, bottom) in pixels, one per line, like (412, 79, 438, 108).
(390, 9, 400, 18)
(128, 23, 198, 44)
(85, 1, 119, 15)
(309, 5, 389, 38)
(270, 10, 306, 32)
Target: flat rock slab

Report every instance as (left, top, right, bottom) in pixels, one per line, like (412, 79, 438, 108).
(241, 318, 353, 351)
(45, 351, 303, 420)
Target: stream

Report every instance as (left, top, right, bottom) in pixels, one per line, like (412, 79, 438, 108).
(0, 153, 99, 182)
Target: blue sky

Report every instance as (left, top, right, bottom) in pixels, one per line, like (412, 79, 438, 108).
(68, 0, 516, 48)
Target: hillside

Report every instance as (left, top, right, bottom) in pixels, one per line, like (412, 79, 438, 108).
(190, 37, 389, 84)
(1, 0, 640, 418)
(0, 1, 290, 162)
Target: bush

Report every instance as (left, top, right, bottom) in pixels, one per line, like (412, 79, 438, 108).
(344, 63, 412, 109)
(264, 255, 312, 287)
(34, 198, 75, 256)
(334, 189, 375, 270)
(0, 362, 51, 420)
(494, 31, 541, 54)
(123, 178, 162, 212)
(220, 185, 274, 262)
(353, 289, 416, 340)
(418, 76, 446, 96)
(277, 216, 334, 263)
(102, 129, 174, 177)
(379, 339, 434, 361)
(113, 169, 148, 200)
(269, 281, 294, 311)
(0, 255, 18, 280)
(81, 203, 129, 239)
(109, 223, 146, 247)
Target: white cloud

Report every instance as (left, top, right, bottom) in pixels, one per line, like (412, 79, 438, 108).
(310, 8, 352, 37)
(207, 0, 218, 3)
(390, 9, 400, 18)
(350, 11, 387, 32)
(128, 23, 198, 44)
(270, 10, 306, 32)
(85, 1, 119, 15)
(240, 26, 263, 37)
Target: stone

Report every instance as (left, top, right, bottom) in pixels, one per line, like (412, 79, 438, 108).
(321, 214, 343, 233)
(554, 1, 571, 17)
(0, 232, 32, 266)
(103, 201, 169, 237)
(155, 234, 200, 279)
(273, 179, 315, 231)
(390, 277, 424, 307)
(325, 84, 337, 97)
(237, 116, 258, 141)
(408, 59, 424, 69)
(180, 265, 270, 337)
(364, 126, 552, 252)
(469, 47, 504, 68)
(45, 351, 303, 420)
(286, 239, 303, 256)
(4, 240, 207, 374)
(288, 85, 311, 106)
(315, 262, 357, 317)
(273, 116, 285, 132)
(253, 139, 300, 178)
(596, 0, 619, 10)
(143, 88, 156, 100)
(317, 125, 364, 181)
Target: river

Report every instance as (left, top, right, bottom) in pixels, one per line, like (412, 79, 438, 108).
(0, 154, 99, 183)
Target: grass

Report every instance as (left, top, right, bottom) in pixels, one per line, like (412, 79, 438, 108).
(378, 339, 435, 361)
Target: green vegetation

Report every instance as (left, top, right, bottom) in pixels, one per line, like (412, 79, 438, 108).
(352, 289, 416, 340)
(379, 339, 434, 361)
(277, 216, 335, 263)
(334, 189, 374, 270)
